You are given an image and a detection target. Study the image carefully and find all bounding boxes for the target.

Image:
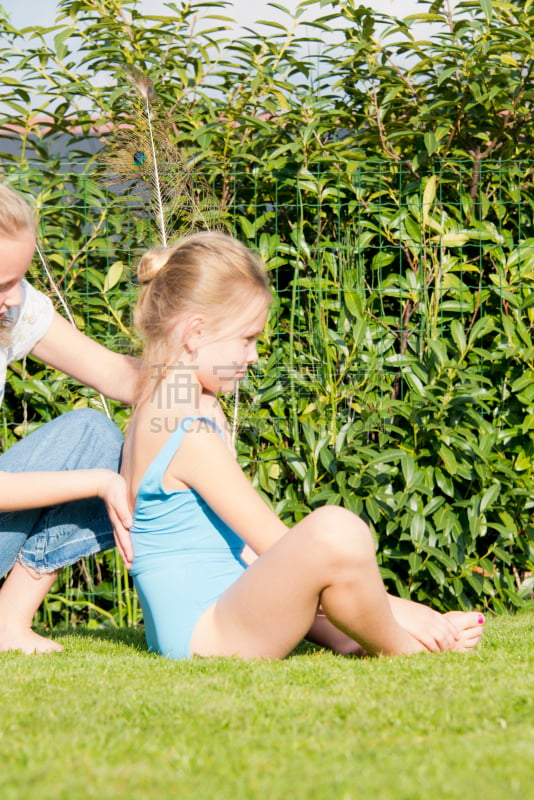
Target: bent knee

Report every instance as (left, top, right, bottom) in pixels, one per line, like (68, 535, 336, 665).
(63, 409, 123, 468)
(69, 407, 120, 434)
(305, 506, 376, 568)
(71, 409, 122, 445)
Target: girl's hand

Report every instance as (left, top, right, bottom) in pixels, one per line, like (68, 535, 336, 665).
(97, 470, 134, 569)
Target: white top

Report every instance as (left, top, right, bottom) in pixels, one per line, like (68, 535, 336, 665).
(0, 280, 54, 405)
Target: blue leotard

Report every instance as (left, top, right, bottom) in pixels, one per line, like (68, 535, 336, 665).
(129, 416, 247, 659)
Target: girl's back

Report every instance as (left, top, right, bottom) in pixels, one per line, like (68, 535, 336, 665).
(127, 412, 247, 659)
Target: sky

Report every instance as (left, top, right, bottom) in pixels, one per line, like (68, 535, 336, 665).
(1, 0, 428, 31)
(0, 0, 449, 108)
(0, 0, 444, 92)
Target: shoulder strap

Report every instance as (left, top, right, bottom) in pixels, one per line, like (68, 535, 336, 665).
(140, 415, 222, 493)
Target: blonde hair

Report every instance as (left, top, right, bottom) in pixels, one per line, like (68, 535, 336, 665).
(134, 231, 271, 402)
(0, 185, 37, 339)
(0, 184, 37, 239)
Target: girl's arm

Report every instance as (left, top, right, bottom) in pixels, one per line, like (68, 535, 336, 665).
(30, 313, 139, 404)
(0, 468, 132, 546)
(167, 421, 288, 555)
(0, 468, 118, 510)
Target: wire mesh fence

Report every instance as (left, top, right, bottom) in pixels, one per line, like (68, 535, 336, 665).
(2, 159, 533, 624)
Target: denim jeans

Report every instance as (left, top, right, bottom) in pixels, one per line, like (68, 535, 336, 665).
(0, 408, 123, 577)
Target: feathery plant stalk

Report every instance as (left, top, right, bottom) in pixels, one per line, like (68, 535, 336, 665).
(288, 179, 306, 452)
(232, 388, 239, 446)
(126, 68, 169, 247)
(147, 104, 167, 246)
(35, 244, 75, 325)
(102, 64, 228, 245)
(105, 64, 241, 434)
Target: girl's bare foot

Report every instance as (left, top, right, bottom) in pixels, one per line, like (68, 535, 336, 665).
(444, 611, 485, 652)
(304, 607, 484, 657)
(0, 626, 63, 654)
(386, 596, 485, 653)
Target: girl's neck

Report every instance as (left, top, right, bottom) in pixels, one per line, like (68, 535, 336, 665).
(144, 370, 228, 427)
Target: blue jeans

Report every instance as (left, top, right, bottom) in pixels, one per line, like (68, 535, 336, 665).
(0, 408, 123, 577)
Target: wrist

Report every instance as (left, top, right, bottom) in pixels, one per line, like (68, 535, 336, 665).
(95, 468, 115, 499)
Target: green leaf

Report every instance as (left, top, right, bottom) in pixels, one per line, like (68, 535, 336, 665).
(423, 132, 438, 158)
(364, 497, 382, 524)
(410, 513, 426, 546)
(479, 0, 493, 22)
(480, 483, 500, 513)
(303, 464, 316, 498)
(54, 28, 73, 59)
(439, 445, 458, 475)
(428, 339, 448, 367)
(408, 551, 422, 574)
(427, 561, 446, 586)
(103, 261, 124, 293)
(468, 317, 495, 343)
(465, 570, 484, 596)
(450, 319, 466, 354)
(422, 176, 438, 228)
(440, 233, 470, 247)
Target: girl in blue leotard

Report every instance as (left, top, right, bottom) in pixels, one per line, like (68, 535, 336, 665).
(121, 231, 485, 660)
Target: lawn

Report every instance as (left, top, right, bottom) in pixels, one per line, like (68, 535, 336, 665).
(1, 612, 533, 800)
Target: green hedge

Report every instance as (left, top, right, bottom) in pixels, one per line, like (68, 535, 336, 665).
(0, 0, 532, 623)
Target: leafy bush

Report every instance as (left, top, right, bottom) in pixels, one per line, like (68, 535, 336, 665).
(0, 0, 532, 623)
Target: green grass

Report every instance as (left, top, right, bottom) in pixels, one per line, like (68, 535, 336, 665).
(1, 613, 533, 800)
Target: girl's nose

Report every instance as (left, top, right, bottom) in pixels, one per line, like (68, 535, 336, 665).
(247, 342, 259, 364)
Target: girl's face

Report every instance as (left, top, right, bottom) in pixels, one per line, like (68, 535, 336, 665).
(193, 291, 270, 394)
(0, 232, 35, 318)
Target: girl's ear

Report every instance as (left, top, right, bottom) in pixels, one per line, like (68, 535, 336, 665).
(182, 314, 205, 356)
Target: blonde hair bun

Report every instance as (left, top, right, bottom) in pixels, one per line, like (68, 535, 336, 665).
(137, 246, 173, 284)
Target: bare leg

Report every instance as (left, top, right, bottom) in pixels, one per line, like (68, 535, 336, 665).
(191, 507, 427, 660)
(306, 611, 367, 656)
(0, 562, 62, 653)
